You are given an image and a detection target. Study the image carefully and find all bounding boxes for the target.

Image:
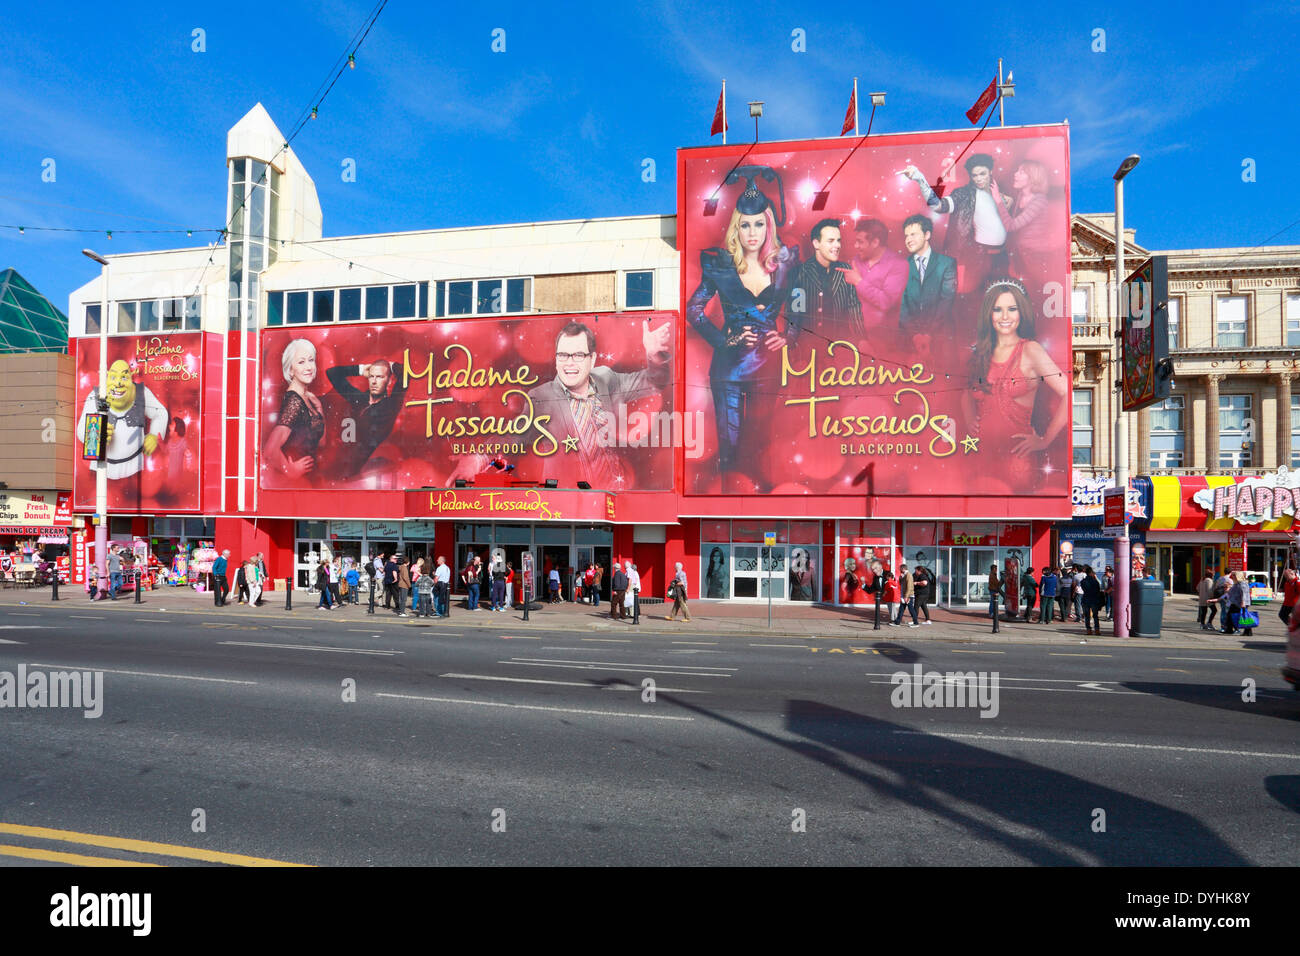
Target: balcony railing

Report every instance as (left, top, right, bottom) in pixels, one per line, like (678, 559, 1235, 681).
(1070, 322, 1108, 341)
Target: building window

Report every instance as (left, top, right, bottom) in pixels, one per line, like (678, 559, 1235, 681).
(477, 279, 503, 314)
(1071, 286, 1090, 324)
(161, 298, 185, 331)
(435, 277, 530, 317)
(1149, 395, 1185, 469)
(312, 289, 334, 323)
(446, 281, 473, 316)
(114, 302, 136, 334)
(1219, 394, 1253, 468)
(1292, 394, 1300, 467)
(1215, 295, 1248, 348)
(287, 291, 308, 325)
(185, 295, 201, 330)
(626, 271, 654, 309)
(392, 284, 417, 319)
(364, 286, 389, 320)
(1287, 294, 1300, 347)
(339, 287, 362, 322)
(267, 291, 283, 326)
(85, 304, 101, 335)
(1072, 389, 1092, 465)
(1166, 296, 1180, 351)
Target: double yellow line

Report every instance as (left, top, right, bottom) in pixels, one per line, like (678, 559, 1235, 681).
(0, 823, 309, 867)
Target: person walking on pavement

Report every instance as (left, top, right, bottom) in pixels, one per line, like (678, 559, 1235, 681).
(345, 560, 359, 605)
(1071, 565, 1086, 623)
(395, 555, 411, 617)
(233, 556, 249, 604)
(1213, 569, 1232, 633)
(988, 565, 1002, 633)
(433, 555, 451, 617)
(1225, 571, 1255, 636)
(913, 565, 933, 623)
(505, 562, 515, 610)
(611, 562, 628, 620)
(316, 559, 335, 609)
(212, 549, 230, 607)
(894, 563, 918, 627)
(666, 562, 692, 622)
(1196, 568, 1217, 630)
(1055, 564, 1070, 624)
(1039, 567, 1058, 624)
(1102, 566, 1114, 620)
(1080, 565, 1103, 635)
(375, 553, 388, 607)
(592, 563, 604, 606)
(106, 546, 123, 600)
(255, 553, 268, 605)
(548, 566, 562, 603)
(1021, 566, 1038, 622)
(1279, 564, 1299, 626)
(383, 554, 399, 611)
(491, 560, 507, 612)
(627, 562, 641, 622)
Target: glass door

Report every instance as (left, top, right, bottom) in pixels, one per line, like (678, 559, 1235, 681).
(731, 545, 760, 597)
(967, 548, 996, 605)
(949, 548, 968, 607)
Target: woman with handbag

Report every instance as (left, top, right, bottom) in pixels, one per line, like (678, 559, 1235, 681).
(1226, 571, 1255, 637)
(666, 562, 692, 622)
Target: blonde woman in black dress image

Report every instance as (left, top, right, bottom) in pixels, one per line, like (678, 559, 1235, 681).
(264, 338, 325, 485)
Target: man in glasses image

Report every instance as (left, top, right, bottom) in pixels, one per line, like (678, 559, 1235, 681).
(525, 319, 672, 489)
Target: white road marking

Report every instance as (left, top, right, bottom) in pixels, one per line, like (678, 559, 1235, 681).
(750, 643, 806, 648)
(218, 641, 402, 656)
(69, 615, 104, 620)
(376, 692, 694, 721)
(0, 638, 26, 643)
(440, 673, 704, 693)
(892, 729, 1300, 760)
(271, 625, 311, 630)
(865, 679, 1137, 695)
(30, 663, 256, 685)
(863, 671, 1121, 685)
(9, 612, 38, 616)
(951, 649, 1005, 654)
(512, 657, 735, 671)
(582, 638, 633, 643)
(504, 661, 732, 678)
(672, 641, 719, 646)
(1048, 653, 1113, 658)
(1167, 657, 1230, 663)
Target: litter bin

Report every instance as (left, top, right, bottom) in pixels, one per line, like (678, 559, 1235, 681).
(1129, 578, 1165, 637)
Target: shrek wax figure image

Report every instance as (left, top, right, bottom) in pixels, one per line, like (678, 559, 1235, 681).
(77, 359, 168, 479)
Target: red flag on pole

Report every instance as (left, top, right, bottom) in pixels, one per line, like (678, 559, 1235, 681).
(965, 76, 998, 124)
(710, 85, 728, 137)
(840, 84, 856, 136)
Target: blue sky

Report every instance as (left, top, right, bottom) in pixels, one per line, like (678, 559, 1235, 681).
(2, 0, 1295, 310)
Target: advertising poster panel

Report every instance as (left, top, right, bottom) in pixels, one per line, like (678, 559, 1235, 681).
(259, 313, 676, 493)
(73, 334, 204, 512)
(679, 126, 1071, 497)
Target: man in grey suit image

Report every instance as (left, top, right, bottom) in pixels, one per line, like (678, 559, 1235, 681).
(525, 319, 672, 489)
(899, 213, 957, 358)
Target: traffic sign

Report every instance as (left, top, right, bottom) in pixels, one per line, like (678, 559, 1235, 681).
(764, 531, 776, 547)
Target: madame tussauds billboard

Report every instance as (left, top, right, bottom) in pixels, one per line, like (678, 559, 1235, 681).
(678, 125, 1072, 501)
(259, 312, 678, 493)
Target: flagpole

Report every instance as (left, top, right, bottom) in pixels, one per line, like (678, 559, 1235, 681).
(997, 58, 1004, 127)
(853, 77, 859, 135)
(722, 79, 727, 145)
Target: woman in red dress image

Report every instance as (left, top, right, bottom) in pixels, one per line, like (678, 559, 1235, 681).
(964, 279, 1069, 491)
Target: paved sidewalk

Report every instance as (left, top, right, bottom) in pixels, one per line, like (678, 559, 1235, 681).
(1, 583, 1287, 649)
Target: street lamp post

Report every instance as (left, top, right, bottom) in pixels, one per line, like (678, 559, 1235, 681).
(82, 249, 110, 600)
(1111, 155, 1140, 638)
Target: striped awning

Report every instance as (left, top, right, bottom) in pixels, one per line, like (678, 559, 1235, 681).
(1146, 475, 1296, 532)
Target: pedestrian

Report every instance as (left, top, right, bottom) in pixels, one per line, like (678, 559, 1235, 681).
(1279, 565, 1299, 626)
(409, 558, 425, 614)
(913, 565, 933, 624)
(383, 554, 400, 610)
(582, 564, 595, 605)
(1196, 568, 1217, 630)
(329, 557, 342, 608)
(627, 561, 641, 621)
(894, 563, 918, 627)
(1213, 569, 1232, 633)
(415, 562, 434, 618)
(233, 557, 249, 604)
(1071, 565, 1086, 622)
(345, 560, 360, 605)
(255, 553, 268, 605)
(988, 565, 1002, 633)
(434, 555, 451, 617)
(880, 567, 899, 626)
(1226, 571, 1255, 636)
(505, 562, 515, 609)
(491, 559, 507, 611)
(212, 549, 230, 606)
(395, 555, 411, 617)
(611, 562, 628, 620)
(1020, 565, 1038, 622)
(245, 557, 263, 607)
(1080, 565, 1103, 635)
(666, 562, 692, 622)
(592, 563, 604, 606)
(316, 559, 334, 609)
(1102, 566, 1114, 620)
(548, 565, 561, 603)
(467, 556, 488, 608)
(1055, 564, 1070, 624)
(375, 553, 389, 607)
(107, 546, 123, 600)
(1039, 567, 1058, 624)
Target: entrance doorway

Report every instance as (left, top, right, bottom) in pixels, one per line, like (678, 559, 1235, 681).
(1171, 546, 1196, 594)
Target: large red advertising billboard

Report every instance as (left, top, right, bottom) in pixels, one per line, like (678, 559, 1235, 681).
(73, 333, 205, 512)
(259, 313, 677, 493)
(679, 126, 1072, 501)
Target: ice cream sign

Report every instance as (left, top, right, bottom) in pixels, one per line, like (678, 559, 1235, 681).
(1193, 468, 1300, 525)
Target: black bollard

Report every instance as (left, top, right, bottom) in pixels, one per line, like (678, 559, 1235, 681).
(134, 570, 143, 603)
(368, 578, 375, 615)
(632, 589, 640, 625)
(51, 570, 59, 601)
(873, 597, 881, 630)
(991, 595, 1000, 633)
(285, 576, 293, 611)
(522, 583, 529, 622)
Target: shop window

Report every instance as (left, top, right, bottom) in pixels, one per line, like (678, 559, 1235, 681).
(1149, 395, 1184, 469)
(296, 520, 327, 539)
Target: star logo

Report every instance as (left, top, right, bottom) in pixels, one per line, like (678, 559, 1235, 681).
(552, 510, 562, 518)
(562, 435, 579, 453)
(961, 435, 979, 454)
